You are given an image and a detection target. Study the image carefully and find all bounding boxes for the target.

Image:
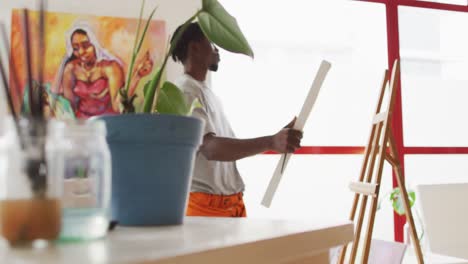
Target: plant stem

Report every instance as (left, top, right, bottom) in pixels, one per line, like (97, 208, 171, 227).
(414, 208, 425, 241)
(146, 10, 201, 112)
(124, 0, 145, 94)
(37, 0, 46, 120)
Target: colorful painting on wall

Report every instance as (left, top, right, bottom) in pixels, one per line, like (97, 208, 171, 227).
(10, 9, 166, 119)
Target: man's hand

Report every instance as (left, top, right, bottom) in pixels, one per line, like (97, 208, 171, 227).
(270, 117, 303, 153)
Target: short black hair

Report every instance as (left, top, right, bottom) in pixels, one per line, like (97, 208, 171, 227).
(170, 22, 205, 63)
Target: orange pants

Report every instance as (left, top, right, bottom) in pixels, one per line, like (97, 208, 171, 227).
(186, 192, 247, 217)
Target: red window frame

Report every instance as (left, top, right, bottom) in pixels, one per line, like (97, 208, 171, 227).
(265, 0, 468, 242)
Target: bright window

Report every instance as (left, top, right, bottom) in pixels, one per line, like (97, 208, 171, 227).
(414, 0, 467, 4)
(210, 0, 468, 243)
(405, 155, 468, 186)
(400, 6, 468, 147)
(213, 0, 389, 236)
(214, 0, 387, 146)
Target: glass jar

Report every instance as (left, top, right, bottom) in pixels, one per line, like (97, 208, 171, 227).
(47, 120, 111, 241)
(0, 117, 61, 244)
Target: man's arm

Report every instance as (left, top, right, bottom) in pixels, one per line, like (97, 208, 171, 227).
(200, 126, 302, 161)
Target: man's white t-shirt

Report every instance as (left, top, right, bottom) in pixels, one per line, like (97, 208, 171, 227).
(175, 74, 245, 195)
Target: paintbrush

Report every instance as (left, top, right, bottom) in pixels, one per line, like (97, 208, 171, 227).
(0, 23, 21, 113)
(0, 37, 22, 140)
(37, 0, 46, 120)
(0, 23, 25, 150)
(22, 9, 35, 117)
(20, 6, 47, 197)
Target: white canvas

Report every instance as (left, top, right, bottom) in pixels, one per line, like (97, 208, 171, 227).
(261, 60, 331, 207)
(417, 183, 468, 260)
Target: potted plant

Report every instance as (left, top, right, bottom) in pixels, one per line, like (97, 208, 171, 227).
(98, 0, 253, 226)
(378, 187, 425, 242)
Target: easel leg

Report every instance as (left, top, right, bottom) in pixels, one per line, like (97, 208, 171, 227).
(360, 151, 386, 263)
(338, 193, 359, 264)
(338, 123, 384, 264)
(388, 131, 425, 264)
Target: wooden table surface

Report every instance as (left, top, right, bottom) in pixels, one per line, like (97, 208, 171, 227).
(0, 216, 353, 264)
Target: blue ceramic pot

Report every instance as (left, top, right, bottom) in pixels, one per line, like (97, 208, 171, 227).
(99, 114, 203, 226)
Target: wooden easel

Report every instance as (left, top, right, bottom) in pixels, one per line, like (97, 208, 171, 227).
(338, 60, 424, 264)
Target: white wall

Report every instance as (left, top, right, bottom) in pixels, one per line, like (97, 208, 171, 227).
(0, 0, 199, 118)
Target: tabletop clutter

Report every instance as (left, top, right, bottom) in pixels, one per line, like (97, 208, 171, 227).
(0, 2, 111, 245)
(0, 117, 112, 244)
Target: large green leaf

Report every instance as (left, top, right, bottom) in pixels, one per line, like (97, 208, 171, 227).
(198, 0, 254, 58)
(155, 81, 189, 115)
(142, 67, 162, 113)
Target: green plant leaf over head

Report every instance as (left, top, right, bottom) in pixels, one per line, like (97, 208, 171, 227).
(198, 0, 254, 58)
(156, 81, 189, 115)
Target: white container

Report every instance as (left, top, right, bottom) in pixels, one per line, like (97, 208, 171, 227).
(47, 120, 111, 241)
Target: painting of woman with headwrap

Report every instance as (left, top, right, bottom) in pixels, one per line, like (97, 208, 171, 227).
(10, 10, 166, 120)
(53, 23, 152, 118)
